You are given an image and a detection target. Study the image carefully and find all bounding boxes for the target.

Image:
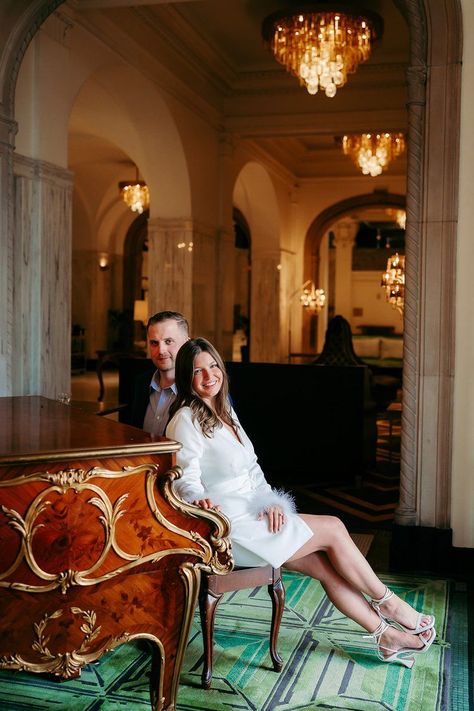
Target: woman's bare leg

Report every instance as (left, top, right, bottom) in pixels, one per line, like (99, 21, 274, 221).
(288, 514, 431, 631)
(284, 549, 430, 654)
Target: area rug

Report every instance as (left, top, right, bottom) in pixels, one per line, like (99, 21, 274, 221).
(0, 572, 464, 711)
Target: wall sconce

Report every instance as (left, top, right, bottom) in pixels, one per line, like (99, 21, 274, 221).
(288, 280, 326, 362)
(98, 253, 109, 271)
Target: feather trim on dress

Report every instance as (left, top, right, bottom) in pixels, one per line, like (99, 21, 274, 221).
(248, 488, 297, 519)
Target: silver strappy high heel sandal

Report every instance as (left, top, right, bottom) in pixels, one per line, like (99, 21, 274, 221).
(370, 587, 435, 634)
(365, 619, 436, 669)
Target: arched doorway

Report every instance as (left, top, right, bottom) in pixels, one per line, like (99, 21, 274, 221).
(303, 192, 406, 353)
(123, 211, 149, 351)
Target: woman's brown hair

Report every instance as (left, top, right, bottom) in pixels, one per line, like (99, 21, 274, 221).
(169, 337, 237, 437)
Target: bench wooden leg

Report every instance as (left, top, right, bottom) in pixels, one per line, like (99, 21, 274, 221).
(268, 574, 284, 671)
(199, 585, 223, 689)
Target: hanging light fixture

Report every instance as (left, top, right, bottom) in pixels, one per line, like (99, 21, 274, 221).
(341, 133, 405, 176)
(118, 166, 150, 214)
(288, 279, 326, 361)
(386, 208, 407, 229)
(261, 4, 382, 97)
(381, 253, 405, 314)
(300, 282, 326, 311)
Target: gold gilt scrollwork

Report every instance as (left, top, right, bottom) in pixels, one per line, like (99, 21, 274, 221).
(0, 605, 121, 678)
(155, 466, 233, 576)
(0, 464, 233, 593)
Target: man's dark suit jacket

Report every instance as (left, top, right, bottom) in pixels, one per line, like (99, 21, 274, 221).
(129, 368, 155, 429)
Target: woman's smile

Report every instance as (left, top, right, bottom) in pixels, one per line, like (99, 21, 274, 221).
(192, 351, 223, 403)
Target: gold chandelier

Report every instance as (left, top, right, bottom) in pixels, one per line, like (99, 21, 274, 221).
(118, 167, 150, 214)
(262, 5, 382, 97)
(300, 282, 326, 311)
(381, 253, 405, 314)
(386, 208, 406, 230)
(341, 133, 405, 176)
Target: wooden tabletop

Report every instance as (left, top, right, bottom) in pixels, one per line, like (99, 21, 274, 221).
(0, 396, 180, 465)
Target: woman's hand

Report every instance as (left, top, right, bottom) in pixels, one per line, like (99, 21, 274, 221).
(192, 498, 220, 511)
(259, 506, 286, 533)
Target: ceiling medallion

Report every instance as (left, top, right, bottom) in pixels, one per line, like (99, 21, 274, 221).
(262, 3, 383, 97)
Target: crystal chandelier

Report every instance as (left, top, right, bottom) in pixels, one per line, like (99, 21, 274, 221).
(381, 253, 405, 314)
(262, 6, 382, 97)
(118, 167, 150, 214)
(300, 282, 326, 311)
(386, 208, 406, 230)
(341, 133, 405, 176)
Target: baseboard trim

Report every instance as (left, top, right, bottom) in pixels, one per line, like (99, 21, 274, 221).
(390, 524, 474, 580)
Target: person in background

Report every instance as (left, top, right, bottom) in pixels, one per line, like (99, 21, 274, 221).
(130, 311, 189, 435)
(313, 314, 378, 469)
(166, 337, 436, 669)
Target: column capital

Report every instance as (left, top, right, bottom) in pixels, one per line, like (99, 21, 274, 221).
(333, 218, 357, 249)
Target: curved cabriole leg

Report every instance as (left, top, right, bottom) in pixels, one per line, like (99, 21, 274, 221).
(199, 585, 223, 689)
(149, 640, 166, 711)
(268, 573, 284, 672)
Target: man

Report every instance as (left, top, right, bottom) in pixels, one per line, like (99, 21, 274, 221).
(130, 311, 190, 435)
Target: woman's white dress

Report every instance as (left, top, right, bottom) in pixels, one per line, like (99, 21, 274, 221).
(166, 407, 313, 567)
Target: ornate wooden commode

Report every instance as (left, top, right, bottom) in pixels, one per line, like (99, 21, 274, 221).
(0, 397, 232, 711)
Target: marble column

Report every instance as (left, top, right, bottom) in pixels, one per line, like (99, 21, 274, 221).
(250, 250, 281, 363)
(147, 218, 194, 329)
(317, 233, 330, 350)
(333, 219, 357, 321)
(0, 114, 17, 395)
(192, 224, 218, 343)
(280, 250, 296, 359)
(147, 217, 236, 354)
(214, 228, 235, 359)
(215, 132, 236, 359)
(72, 249, 113, 357)
(12, 154, 73, 398)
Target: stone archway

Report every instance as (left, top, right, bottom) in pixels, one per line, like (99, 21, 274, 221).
(303, 192, 406, 353)
(304, 191, 406, 281)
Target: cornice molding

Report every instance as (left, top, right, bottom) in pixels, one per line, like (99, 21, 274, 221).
(225, 109, 408, 139)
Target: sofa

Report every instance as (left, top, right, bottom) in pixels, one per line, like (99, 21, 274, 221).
(352, 334, 403, 377)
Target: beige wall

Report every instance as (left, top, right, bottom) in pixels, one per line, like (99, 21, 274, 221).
(451, 0, 474, 547)
(351, 272, 404, 335)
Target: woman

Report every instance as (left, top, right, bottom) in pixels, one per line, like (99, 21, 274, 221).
(166, 338, 436, 668)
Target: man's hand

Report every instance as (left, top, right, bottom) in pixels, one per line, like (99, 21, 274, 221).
(192, 498, 220, 511)
(258, 506, 286, 533)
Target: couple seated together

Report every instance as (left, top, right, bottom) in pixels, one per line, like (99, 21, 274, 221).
(131, 311, 436, 668)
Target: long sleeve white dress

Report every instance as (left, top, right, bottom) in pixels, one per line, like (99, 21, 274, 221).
(166, 406, 313, 568)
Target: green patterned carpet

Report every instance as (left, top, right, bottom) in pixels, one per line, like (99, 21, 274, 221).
(0, 571, 467, 710)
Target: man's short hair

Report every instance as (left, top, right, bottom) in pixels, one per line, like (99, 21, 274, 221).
(147, 311, 189, 335)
